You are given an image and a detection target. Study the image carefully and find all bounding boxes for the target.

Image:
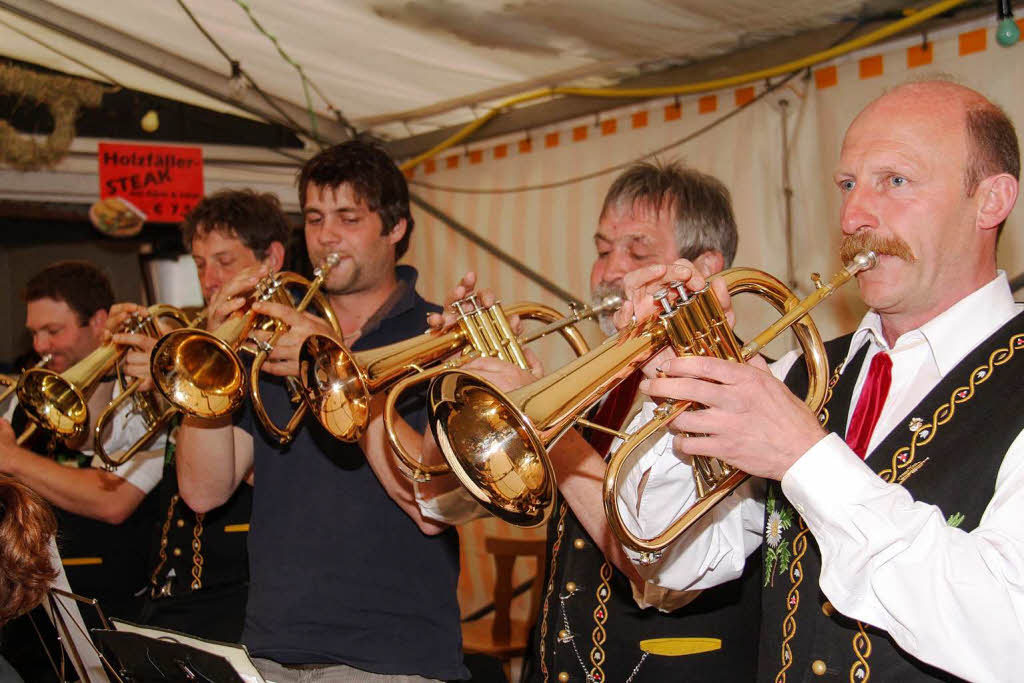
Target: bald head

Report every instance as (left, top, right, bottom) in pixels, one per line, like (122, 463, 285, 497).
(850, 81, 1019, 201)
(835, 79, 1019, 341)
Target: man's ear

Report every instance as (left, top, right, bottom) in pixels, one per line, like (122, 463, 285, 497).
(89, 309, 109, 339)
(386, 218, 408, 247)
(975, 173, 1018, 232)
(264, 241, 286, 271)
(691, 250, 725, 278)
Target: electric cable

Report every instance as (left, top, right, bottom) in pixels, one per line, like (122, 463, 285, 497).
(175, 0, 325, 144)
(398, 0, 969, 174)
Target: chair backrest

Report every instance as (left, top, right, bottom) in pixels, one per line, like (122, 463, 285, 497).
(483, 536, 547, 644)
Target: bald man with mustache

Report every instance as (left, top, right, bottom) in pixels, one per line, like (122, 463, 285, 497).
(614, 79, 1023, 681)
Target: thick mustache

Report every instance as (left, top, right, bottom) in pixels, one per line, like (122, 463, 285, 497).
(840, 232, 916, 264)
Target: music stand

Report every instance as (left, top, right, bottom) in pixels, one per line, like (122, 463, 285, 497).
(93, 621, 265, 683)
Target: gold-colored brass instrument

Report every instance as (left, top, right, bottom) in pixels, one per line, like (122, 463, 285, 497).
(386, 295, 620, 484)
(150, 255, 342, 444)
(425, 252, 877, 530)
(16, 306, 191, 453)
(93, 306, 194, 469)
(298, 294, 619, 452)
(0, 354, 52, 406)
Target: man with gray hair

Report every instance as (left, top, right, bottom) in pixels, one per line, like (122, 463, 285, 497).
(419, 160, 759, 682)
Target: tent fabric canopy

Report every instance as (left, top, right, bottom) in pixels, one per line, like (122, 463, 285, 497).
(0, 0, 908, 144)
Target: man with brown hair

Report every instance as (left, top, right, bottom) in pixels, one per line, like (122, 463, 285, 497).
(109, 188, 290, 642)
(176, 141, 468, 681)
(0, 261, 165, 617)
(0, 261, 166, 681)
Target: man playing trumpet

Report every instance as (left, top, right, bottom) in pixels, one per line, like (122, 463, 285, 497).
(175, 141, 468, 681)
(616, 80, 1022, 681)
(417, 161, 762, 682)
(106, 188, 289, 642)
(0, 261, 166, 678)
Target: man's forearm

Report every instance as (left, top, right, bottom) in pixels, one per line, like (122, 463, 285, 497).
(550, 429, 641, 583)
(176, 416, 246, 512)
(359, 399, 447, 535)
(1, 446, 143, 523)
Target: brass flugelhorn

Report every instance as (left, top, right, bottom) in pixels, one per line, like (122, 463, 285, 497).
(93, 306, 195, 469)
(150, 255, 342, 444)
(16, 306, 191, 452)
(603, 252, 876, 562)
(297, 294, 619, 450)
(425, 252, 877, 529)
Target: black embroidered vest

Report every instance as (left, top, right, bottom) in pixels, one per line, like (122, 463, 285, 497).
(147, 416, 251, 599)
(761, 313, 1024, 682)
(523, 380, 761, 683)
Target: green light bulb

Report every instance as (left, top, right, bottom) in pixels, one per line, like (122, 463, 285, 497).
(997, 17, 1020, 46)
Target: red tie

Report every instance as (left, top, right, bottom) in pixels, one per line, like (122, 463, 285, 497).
(846, 351, 893, 460)
(586, 370, 644, 458)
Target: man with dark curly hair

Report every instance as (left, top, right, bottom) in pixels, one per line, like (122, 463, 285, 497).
(108, 188, 291, 642)
(176, 141, 468, 681)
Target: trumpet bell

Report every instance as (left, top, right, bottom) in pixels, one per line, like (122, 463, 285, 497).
(17, 369, 88, 440)
(298, 334, 370, 441)
(429, 370, 553, 527)
(151, 330, 246, 418)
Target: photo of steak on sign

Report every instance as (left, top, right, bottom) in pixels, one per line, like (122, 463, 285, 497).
(97, 142, 204, 223)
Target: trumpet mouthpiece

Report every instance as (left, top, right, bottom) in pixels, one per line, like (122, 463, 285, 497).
(849, 250, 878, 273)
(323, 253, 341, 269)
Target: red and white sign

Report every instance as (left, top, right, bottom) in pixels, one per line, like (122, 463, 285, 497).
(98, 143, 204, 223)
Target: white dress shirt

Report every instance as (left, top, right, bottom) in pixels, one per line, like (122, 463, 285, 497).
(614, 271, 1024, 682)
(2, 381, 164, 495)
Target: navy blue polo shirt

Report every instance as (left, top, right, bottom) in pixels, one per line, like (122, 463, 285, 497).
(238, 266, 467, 679)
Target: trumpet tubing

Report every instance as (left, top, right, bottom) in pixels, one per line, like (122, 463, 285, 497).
(17, 305, 190, 453)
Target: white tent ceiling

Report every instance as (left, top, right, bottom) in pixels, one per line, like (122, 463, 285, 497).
(0, 0, 918, 149)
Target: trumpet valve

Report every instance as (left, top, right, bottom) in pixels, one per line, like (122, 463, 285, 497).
(654, 288, 674, 314)
(810, 272, 823, 289)
(668, 280, 689, 302)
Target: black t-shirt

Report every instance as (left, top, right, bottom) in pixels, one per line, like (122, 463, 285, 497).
(238, 266, 468, 679)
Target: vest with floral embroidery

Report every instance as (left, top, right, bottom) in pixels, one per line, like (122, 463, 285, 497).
(761, 312, 1024, 682)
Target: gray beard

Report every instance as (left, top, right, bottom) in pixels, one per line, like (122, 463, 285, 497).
(592, 282, 624, 337)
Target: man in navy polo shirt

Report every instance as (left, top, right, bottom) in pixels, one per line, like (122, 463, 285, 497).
(175, 141, 467, 682)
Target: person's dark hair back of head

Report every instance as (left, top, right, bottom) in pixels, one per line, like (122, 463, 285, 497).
(601, 160, 739, 267)
(23, 261, 114, 325)
(297, 140, 415, 260)
(0, 475, 57, 624)
(964, 103, 1020, 236)
(180, 189, 293, 259)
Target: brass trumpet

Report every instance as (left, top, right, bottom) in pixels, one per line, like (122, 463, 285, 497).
(425, 252, 877, 530)
(298, 294, 618, 451)
(150, 255, 342, 444)
(16, 306, 191, 454)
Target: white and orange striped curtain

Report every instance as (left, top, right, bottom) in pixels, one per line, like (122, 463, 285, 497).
(402, 15, 1024, 619)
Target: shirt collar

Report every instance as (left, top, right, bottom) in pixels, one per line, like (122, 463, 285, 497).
(843, 270, 1019, 375)
(359, 264, 420, 338)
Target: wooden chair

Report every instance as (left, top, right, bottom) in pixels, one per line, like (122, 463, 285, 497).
(462, 536, 548, 679)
